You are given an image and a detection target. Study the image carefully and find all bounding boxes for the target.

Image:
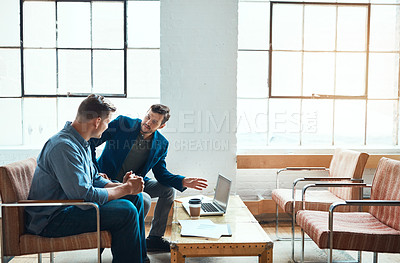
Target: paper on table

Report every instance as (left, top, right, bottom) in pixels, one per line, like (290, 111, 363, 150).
(179, 219, 231, 239)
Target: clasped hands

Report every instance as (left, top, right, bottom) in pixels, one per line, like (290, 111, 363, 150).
(123, 171, 144, 195)
(99, 171, 144, 195)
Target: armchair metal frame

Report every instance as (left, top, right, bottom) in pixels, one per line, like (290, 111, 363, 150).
(300, 183, 372, 263)
(0, 201, 102, 263)
(275, 167, 328, 240)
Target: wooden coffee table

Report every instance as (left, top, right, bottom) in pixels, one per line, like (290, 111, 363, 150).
(170, 195, 273, 263)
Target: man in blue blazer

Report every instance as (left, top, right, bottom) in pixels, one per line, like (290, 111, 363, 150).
(90, 104, 208, 252)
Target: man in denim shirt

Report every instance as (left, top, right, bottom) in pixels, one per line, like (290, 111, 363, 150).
(25, 94, 149, 263)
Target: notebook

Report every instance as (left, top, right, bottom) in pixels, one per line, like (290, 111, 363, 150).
(183, 173, 232, 216)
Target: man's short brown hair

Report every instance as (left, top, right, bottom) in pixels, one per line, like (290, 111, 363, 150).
(76, 94, 116, 121)
(150, 104, 170, 125)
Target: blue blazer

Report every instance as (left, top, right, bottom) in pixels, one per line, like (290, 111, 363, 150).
(90, 115, 186, 192)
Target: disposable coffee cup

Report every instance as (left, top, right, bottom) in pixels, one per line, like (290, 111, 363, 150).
(188, 198, 201, 218)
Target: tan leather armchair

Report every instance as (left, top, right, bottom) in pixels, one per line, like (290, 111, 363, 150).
(0, 158, 111, 263)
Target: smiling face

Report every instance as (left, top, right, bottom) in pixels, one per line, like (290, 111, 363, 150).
(141, 110, 166, 135)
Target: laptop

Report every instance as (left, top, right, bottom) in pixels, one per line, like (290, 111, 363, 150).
(183, 173, 232, 216)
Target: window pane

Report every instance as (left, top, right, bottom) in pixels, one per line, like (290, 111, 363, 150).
(23, 2, 56, 48)
(304, 5, 336, 51)
(58, 50, 91, 95)
(237, 99, 268, 148)
(368, 53, 398, 99)
(112, 98, 160, 119)
(370, 5, 399, 51)
(127, 1, 160, 48)
(0, 99, 22, 145)
(93, 50, 124, 94)
(336, 53, 366, 96)
(92, 2, 124, 49)
(0, 0, 20, 46)
(0, 49, 21, 97)
(337, 6, 367, 51)
(127, 49, 160, 97)
(268, 99, 300, 146)
(57, 98, 82, 130)
(23, 98, 57, 147)
(57, 2, 90, 48)
(238, 2, 269, 50)
(303, 52, 334, 96)
(334, 100, 365, 146)
(24, 49, 56, 95)
(301, 99, 333, 146)
(237, 51, 268, 98)
(367, 100, 396, 146)
(271, 51, 302, 96)
(272, 4, 303, 50)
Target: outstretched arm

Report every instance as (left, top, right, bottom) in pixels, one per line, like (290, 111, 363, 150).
(182, 177, 208, 190)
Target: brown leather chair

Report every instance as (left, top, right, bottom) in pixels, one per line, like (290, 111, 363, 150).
(0, 158, 111, 263)
(297, 157, 400, 263)
(271, 148, 369, 261)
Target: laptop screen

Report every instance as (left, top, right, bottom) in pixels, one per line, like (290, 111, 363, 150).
(213, 174, 231, 211)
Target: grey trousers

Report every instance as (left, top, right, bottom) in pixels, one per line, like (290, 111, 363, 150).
(142, 179, 175, 237)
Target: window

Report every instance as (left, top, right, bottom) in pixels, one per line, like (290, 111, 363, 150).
(0, 0, 160, 146)
(238, 0, 400, 150)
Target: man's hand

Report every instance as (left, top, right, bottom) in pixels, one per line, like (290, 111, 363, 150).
(182, 177, 208, 190)
(123, 170, 135, 184)
(98, 173, 111, 180)
(125, 176, 144, 195)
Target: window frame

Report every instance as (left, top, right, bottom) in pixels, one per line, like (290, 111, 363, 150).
(2, 0, 129, 99)
(237, 0, 400, 149)
(268, 1, 371, 100)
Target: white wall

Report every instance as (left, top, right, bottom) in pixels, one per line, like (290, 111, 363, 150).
(160, 0, 238, 196)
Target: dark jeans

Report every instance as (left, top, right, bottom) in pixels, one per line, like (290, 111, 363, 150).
(40, 194, 146, 263)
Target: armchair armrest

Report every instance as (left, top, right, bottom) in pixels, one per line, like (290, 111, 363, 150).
(276, 167, 329, 189)
(292, 178, 362, 200)
(18, 199, 84, 203)
(0, 200, 102, 261)
(300, 183, 370, 209)
(281, 167, 327, 172)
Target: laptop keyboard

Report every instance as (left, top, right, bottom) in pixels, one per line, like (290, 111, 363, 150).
(201, 202, 219, 212)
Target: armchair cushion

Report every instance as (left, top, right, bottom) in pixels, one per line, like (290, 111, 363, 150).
(297, 210, 400, 253)
(20, 231, 112, 254)
(369, 158, 400, 231)
(0, 157, 37, 255)
(272, 189, 355, 213)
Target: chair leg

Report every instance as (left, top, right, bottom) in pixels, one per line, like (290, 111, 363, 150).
(373, 252, 378, 263)
(50, 252, 55, 263)
(301, 228, 305, 263)
(357, 251, 362, 263)
(275, 204, 279, 238)
(37, 253, 42, 263)
(291, 207, 296, 262)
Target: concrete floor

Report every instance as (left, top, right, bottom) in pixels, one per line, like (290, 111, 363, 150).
(5, 222, 400, 262)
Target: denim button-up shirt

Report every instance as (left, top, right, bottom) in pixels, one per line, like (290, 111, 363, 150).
(25, 122, 111, 234)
